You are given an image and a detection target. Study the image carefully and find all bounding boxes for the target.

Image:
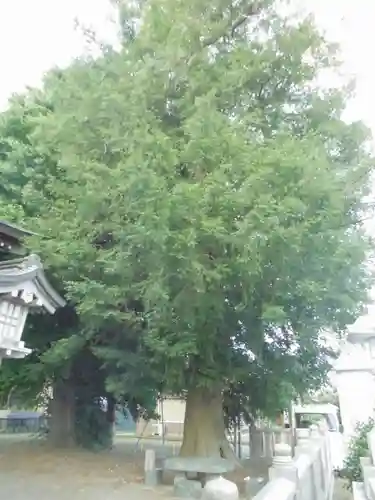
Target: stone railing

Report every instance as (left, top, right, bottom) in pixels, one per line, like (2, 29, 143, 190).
(248, 426, 292, 461)
(136, 420, 290, 459)
(353, 429, 375, 500)
(251, 425, 334, 500)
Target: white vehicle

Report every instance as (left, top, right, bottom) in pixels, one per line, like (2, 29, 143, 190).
(291, 403, 345, 472)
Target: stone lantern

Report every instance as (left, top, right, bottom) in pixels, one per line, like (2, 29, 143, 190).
(0, 253, 65, 361)
(333, 305, 375, 439)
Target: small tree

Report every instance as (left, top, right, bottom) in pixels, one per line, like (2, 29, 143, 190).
(342, 418, 375, 488)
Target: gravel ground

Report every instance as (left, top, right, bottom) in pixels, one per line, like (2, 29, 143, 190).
(0, 435, 269, 499)
(0, 435, 348, 500)
(0, 435, 173, 499)
(0, 474, 171, 499)
(333, 478, 352, 500)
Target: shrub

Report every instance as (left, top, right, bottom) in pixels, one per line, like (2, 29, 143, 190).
(341, 417, 375, 489)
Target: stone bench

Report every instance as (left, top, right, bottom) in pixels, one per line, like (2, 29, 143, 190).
(164, 456, 235, 477)
(163, 456, 236, 499)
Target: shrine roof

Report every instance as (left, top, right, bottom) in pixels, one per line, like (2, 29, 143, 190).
(0, 220, 37, 240)
(346, 306, 375, 342)
(0, 254, 66, 313)
(0, 220, 39, 255)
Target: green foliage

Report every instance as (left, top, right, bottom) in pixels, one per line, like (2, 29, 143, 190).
(0, 0, 374, 434)
(74, 400, 113, 451)
(302, 386, 339, 406)
(341, 418, 375, 488)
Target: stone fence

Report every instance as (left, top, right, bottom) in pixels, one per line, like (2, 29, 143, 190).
(353, 429, 375, 500)
(137, 421, 291, 460)
(247, 426, 292, 461)
(251, 425, 334, 500)
(143, 424, 333, 499)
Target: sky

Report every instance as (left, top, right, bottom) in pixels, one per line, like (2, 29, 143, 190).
(0, 0, 116, 108)
(0, 0, 374, 120)
(301, 0, 375, 129)
(0, 0, 374, 327)
(0, 1, 374, 121)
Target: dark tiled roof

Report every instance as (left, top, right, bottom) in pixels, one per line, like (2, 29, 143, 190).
(0, 220, 37, 239)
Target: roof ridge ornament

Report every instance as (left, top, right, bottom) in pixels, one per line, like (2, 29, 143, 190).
(22, 254, 42, 268)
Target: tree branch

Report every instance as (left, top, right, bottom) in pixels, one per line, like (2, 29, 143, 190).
(187, 2, 263, 67)
(230, 2, 262, 37)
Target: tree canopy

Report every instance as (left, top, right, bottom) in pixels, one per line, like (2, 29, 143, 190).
(0, 0, 373, 457)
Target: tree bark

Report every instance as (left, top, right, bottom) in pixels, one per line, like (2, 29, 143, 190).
(106, 395, 116, 448)
(180, 386, 239, 464)
(48, 379, 76, 447)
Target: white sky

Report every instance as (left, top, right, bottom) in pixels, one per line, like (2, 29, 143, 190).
(301, 0, 375, 130)
(0, 0, 373, 123)
(0, 0, 116, 108)
(0, 0, 374, 327)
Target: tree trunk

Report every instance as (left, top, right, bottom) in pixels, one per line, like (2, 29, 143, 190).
(180, 387, 239, 464)
(48, 379, 76, 447)
(106, 396, 116, 448)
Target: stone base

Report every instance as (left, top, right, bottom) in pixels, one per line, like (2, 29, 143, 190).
(202, 476, 239, 500)
(173, 475, 203, 499)
(144, 467, 162, 486)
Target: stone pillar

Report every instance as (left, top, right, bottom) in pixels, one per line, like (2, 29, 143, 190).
(263, 429, 274, 460)
(308, 425, 323, 456)
(308, 425, 325, 498)
(297, 428, 310, 443)
(144, 449, 158, 486)
(202, 477, 239, 500)
(362, 459, 375, 499)
(250, 428, 263, 459)
(280, 429, 292, 446)
(310, 424, 321, 440)
(317, 422, 332, 473)
(268, 443, 297, 485)
(294, 428, 311, 457)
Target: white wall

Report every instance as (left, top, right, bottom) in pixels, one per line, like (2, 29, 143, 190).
(335, 369, 375, 437)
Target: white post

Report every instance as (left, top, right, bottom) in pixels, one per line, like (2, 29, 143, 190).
(296, 428, 310, 443)
(269, 443, 297, 484)
(310, 424, 321, 439)
(363, 461, 375, 499)
(144, 449, 158, 486)
(295, 428, 311, 457)
(288, 400, 296, 454)
(264, 429, 274, 460)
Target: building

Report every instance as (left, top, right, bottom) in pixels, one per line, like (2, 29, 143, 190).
(0, 220, 65, 361)
(333, 306, 375, 439)
(0, 220, 37, 256)
(136, 396, 186, 438)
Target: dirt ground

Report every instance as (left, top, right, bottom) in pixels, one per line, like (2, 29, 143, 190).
(333, 478, 352, 500)
(0, 435, 171, 499)
(0, 435, 270, 499)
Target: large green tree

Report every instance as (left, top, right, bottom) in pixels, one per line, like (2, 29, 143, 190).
(1, 0, 374, 459)
(0, 87, 161, 448)
(0, 90, 157, 447)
